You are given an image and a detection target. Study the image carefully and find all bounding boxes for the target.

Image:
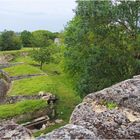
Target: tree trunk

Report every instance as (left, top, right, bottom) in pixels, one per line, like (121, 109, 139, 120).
(40, 62, 43, 69)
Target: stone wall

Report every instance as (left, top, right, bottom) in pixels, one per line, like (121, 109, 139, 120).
(0, 92, 57, 124)
(0, 69, 11, 82)
(1, 93, 57, 105)
(37, 75, 140, 140)
(10, 73, 45, 81)
(0, 51, 29, 64)
(0, 54, 14, 64)
(0, 70, 11, 102)
(0, 79, 9, 102)
(0, 62, 24, 69)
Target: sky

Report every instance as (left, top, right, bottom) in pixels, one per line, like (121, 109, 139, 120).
(0, 0, 76, 32)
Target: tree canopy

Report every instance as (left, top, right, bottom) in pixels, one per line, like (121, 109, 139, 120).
(20, 30, 33, 48)
(0, 30, 22, 51)
(64, 0, 140, 97)
(32, 30, 57, 48)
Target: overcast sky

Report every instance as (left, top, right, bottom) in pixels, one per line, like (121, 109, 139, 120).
(0, 0, 76, 32)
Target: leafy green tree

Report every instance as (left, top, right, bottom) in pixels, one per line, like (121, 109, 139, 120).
(31, 43, 62, 69)
(20, 30, 33, 47)
(0, 30, 22, 51)
(64, 0, 140, 97)
(31, 47, 51, 69)
(113, 0, 140, 59)
(31, 30, 58, 69)
(32, 30, 56, 48)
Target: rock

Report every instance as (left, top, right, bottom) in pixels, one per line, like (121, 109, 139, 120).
(37, 75, 140, 140)
(0, 70, 11, 83)
(38, 91, 45, 96)
(49, 122, 55, 126)
(0, 53, 28, 65)
(41, 94, 52, 101)
(0, 79, 9, 102)
(84, 76, 140, 112)
(55, 119, 63, 124)
(39, 92, 57, 104)
(70, 102, 139, 139)
(36, 124, 99, 140)
(0, 121, 33, 140)
(0, 54, 14, 64)
(40, 124, 46, 130)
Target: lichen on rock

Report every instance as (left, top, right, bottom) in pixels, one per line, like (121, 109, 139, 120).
(37, 124, 99, 140)
(0, 121, 33, 140)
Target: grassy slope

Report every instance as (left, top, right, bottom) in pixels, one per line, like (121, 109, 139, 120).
(4, 64, 44, 76)
(2, 52, 81, 136)
(9, 64, 81, 120)
(0, 100, 47, 119)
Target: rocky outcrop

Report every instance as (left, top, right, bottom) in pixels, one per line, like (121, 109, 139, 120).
(0, 79, 9, 102)
(0, 121, 33, 140)
(37, 124, 98, 140)
(84, 76, 140, 112)
(0, 54, 14, 64)
(0, 70, 11, 102)
(37, 75, 140, 140)
(0, 51, 29, 64)
(70, 103, 140, 139)
(0, 69, 11, 83)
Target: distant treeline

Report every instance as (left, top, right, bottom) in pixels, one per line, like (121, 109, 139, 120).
(0, 30, 59, 51)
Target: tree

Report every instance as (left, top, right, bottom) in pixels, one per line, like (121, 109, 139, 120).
(113, 0, 140, 59)
(31, 30, 58, 69)
(31, 30, 55, 48)
(0, 30, 22, 51)
(64, 0, 140, 97)
(31, 47, 51, 69)
(20, 30, 33, 47)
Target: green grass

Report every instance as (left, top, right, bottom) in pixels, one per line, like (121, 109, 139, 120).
(0, 100, 47, 119)
(32, 71, 81, 137)
(42, 63, 62, 75)
(4, 64, 44, 76)
(48, 74, 81, 121)
(99, 100, 118, 110)
(13, 56, 38, 65)
(9, 75, 54, 95)
(106, 101, 117, 110)
(9, 62, 81, 121)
